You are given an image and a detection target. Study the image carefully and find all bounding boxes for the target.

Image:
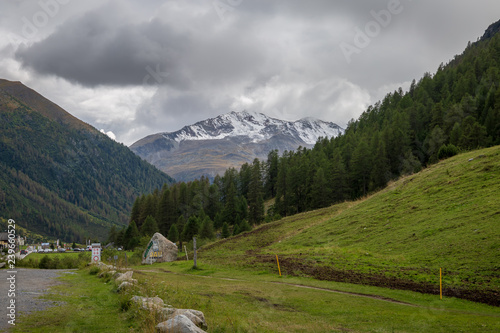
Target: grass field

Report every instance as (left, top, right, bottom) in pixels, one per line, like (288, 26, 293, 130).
(199, 146, 500, 305)
(24, 252, 87, 260)
(11, 147, 500, 332)
(13, 263, 500, 332)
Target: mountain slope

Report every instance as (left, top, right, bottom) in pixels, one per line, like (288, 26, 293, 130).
(131, 110, 343, 181)
(0, 79, 173, 241)
(200, 146, 500, 305)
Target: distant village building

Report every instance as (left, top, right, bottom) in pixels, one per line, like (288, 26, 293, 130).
(0, 233, 25, 249)
(41, 242, 50, 249)
(0, 233, 8, 249)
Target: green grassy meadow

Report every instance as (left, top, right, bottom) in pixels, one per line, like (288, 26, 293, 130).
(198, 146, 500, 305)
(13, 263, 500, 333)
(12, 147, 500, 332)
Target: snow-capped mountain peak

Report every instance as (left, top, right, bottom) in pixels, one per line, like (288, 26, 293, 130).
(163, 110, 343, 145)
(131, 111, 344, 181)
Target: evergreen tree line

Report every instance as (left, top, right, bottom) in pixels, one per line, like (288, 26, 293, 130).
(112, 159, 263, 250)
(119, 31, 500, 249)
(273, 33, 500, 214)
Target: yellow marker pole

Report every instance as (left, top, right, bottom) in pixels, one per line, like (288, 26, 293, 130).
(440, 267, 442, 300)
(276, 254, 282, 277)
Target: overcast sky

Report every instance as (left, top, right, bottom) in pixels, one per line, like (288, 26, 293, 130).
(1, 1, 499, 145)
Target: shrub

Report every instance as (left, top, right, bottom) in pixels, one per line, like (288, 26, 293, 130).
(89, 266, 100, 275)
(438, 144, 459, 160)
(39, 255, 52, 269)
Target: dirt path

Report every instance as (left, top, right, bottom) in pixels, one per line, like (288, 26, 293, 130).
(268, 281, 416, 306)
(0, 268, 75, 332)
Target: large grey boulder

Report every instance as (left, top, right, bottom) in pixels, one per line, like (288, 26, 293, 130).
(131, 296, 165, 310)
(156, 315, 206, 333)
(172, 309, 207, 330)
(142, 232, 178, 264)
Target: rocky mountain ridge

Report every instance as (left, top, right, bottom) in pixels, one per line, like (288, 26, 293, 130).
(131, 110, 343, 181)
(161, 110, 342, 145)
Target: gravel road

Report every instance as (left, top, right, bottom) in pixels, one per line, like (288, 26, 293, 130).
(0, 268, 75, 332)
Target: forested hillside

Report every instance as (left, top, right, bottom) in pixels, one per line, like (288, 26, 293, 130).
(0, 79, 173, 242)
(122, 20, 500, 246)
(272, 23, 500, 215)
(199, 146, 500, 306)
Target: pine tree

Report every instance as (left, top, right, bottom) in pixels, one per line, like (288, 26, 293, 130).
(168, 224, 179, 244)
(274, 155, 289, 216)
(264, 149, 279, 198)
(116, 227, 125, 248)
(236, 196, 248, 221)
(369, 134, 390, 191)
(330, 150, 348, 203)
(426, 126, 447, 163)
(239, 163, 252, 198)
(141, 215, 159, 238)
(460, 116, 489, 149)
(239, 219, 251, 233)
(310, 167, 330, 209)
(124, 220, 140, 250)
(221, 222, 230, 238)
(214, 211, 223, 230)
(182, 215, 200, 242)
(248, 159, 264, 224)
(350, 139, 371, 197)
(106, 225, 117, 245)
(157, 188, 171, 236)
(168, 185, 180, 226)
(222, 182, 237, 224)
(199, 216, 215, 240)
(232, 224, 240, 236)
(206, 184, 221, 220)
(130, 196, 142, 224)
(176, 215, 186, 250)
(138, 194, 157, 230)
(449, 122, 463, 146)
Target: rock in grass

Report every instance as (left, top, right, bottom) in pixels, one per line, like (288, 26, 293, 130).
(156, 315, 206, 333)
(130, 296, 165, 310)
(97, 262, 114, 270)
(115, 270, 133, 283)
(157, 306, 177, 321)
(171, 309, 207, 330)
(117, 281, 133, 292)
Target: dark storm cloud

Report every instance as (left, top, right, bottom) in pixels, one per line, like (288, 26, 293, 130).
(15, 6, 192, 87)
(14, 1, 267, 88)
(3, 0, 500, 144)
(13, 0, 499, 91)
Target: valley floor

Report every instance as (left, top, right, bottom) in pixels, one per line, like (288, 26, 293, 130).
(7, 263, 500, 333)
